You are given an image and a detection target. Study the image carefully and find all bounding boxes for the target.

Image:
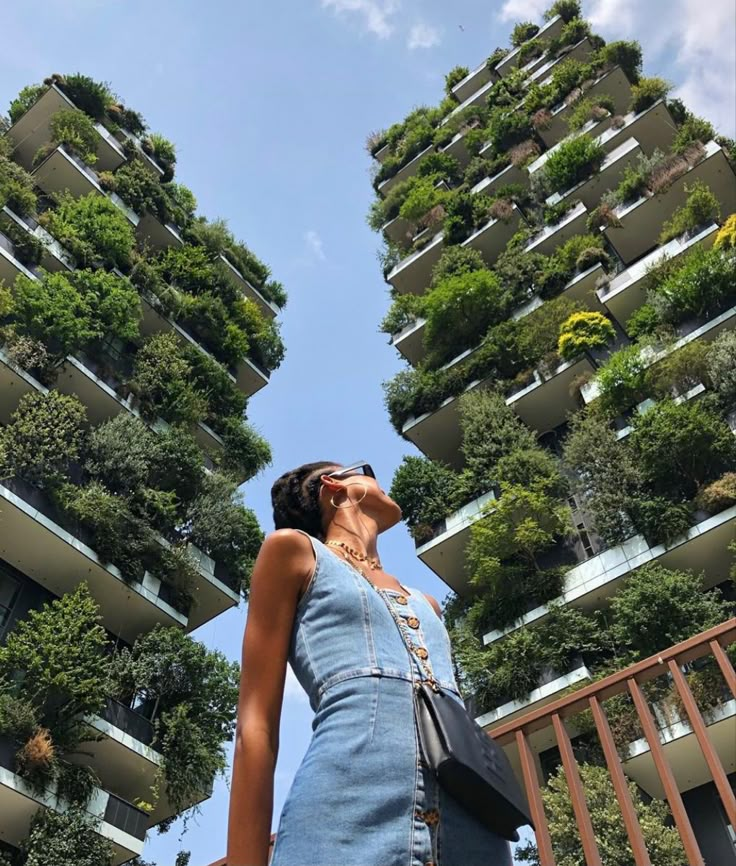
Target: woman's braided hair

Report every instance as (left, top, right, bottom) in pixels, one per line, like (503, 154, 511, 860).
(271, 461, 339, 540)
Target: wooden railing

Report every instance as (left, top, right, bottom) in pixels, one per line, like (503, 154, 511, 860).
(489, 618, 736, 866)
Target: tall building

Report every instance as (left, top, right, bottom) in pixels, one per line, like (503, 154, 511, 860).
(0, 74, 284, 863)
(369, 1, 736, 862)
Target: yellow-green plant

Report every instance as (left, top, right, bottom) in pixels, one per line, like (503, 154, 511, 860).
(558, 311, 615, 361)
(714, 213, 736, 249)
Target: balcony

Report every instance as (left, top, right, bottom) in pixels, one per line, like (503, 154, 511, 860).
(495, 15, 565, 79)
(527, 37, 594, 89)
(0, 737, 146, 865)
(377, 145, 434, 198)
(506, 354, 594, 433)
(595, 98, 677, 159)
(219, 254, 280, 319)
(525, 201, 589, 257)
(598, 223, 719, 329)
(472, 161, 529, 200)
(390, 316, 426, 366)
(451, 55, 501, 103)
(416, 489, 497, 594)
(32, 145, 139, 226)
(463, 205, 523, 262)
(78, 698, 209, 827)
(1, 206, 74, 273)
(139, 293, 269, 400)
(439, 129, 475, 171)
(604, 140, 736, 264)
(544, 136, 644, 212)
(476, 662, 593, 730)
(6, 84, 125, 173)
(0, 348, 47, 424)
(537, 65, 633, 149)
(136, 212, 184, 252)
(0, 476, 188, 644)
(443, 78, 497, 126)
(483, 505, 736, 646)
(0, 227, 39, 286)
(487, 620, 736, 865)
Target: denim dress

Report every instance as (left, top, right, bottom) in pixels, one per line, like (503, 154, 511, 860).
(269, 532, 512, 866)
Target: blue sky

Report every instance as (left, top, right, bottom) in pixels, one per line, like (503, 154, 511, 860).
(1, 1, 734, 863)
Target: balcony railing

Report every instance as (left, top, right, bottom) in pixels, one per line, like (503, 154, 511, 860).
(489, 619, 736, 866)
(101, 697, 155, 746)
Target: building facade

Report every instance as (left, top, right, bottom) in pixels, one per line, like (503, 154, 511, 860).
(369, 1, 736, 862)
(0, 74, 285, 864)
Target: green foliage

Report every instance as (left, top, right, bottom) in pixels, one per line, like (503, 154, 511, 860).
(595, 343, 648, 416)
(8, 83, 45, 124)
(645, 340, 710, 398)
(398, 176, 450, 222)
(445, 66, 470, 95)
(515, 762, 686, 866)
(13, 268, 140, 357)
(59, 73, 115, 119)
(629, 398, 736, 501)
(41, 191, 135, 270)
(566, 95, 616, 131)
(389, 456, 459, 537)
(41, 108, 99, 166)
(0, 584, 108, 753)
(625, 303, 660, 340)
(659, 181, 721, 244)
(542, 135, 606, 194)
(544, 0, 581, 22)
(558, 311, 615, 361)
(22, 806, 114, 866)
(511, 22, 539, 47)
(187, 472, 264, 595)
(423, 269, 513, 367)
(672, 112, 715, 155)
(696, 472, 736, 513)
(594, 39, 643, 82)
(628, 76, 671, 114)
(707, 329, 736, 406)
(109, 625, 240, 814)
(517, 295, 582, 367)
(108, 157, 169, 220)
(380, 292, 426, 336)
(144, 131, 177, 170)
(218, 415, 273, 481)
(609, 564, 729, 657)
(0, 217, 44, 267)
(430, 245, 485, 287)
(0, 155, 37, 216)
(629, 496, 694, 546)
(1, 391, 86, 487)
(485, 107, 533, 153)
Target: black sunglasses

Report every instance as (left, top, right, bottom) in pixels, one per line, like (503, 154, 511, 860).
(325, 461, 376, 481)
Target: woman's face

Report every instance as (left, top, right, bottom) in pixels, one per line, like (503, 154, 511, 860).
(320, 464, 402, 532)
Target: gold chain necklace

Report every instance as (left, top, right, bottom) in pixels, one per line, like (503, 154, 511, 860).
(326, 539, 382, 571)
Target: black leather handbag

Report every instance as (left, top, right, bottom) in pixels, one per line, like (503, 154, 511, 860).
(375, 585, 534, 842)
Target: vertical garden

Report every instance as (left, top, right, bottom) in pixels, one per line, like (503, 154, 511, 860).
(0, 73, 285, 864)
(368, 0, 736, 859)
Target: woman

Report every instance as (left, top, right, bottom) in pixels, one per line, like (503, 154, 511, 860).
(227, 460, 512, 866)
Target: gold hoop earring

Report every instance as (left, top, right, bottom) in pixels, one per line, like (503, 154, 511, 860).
(330, 483, 367, 509)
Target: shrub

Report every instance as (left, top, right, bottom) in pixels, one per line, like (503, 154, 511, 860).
(41, 108, 99, 166)
(554, 232, 605, 273)
(630, 398, 736, 500)
(567, 95, 615, 131)
(543, 135, 606, 194)
(59, 73, 115, 119)
(558, 311, 615, 361)
(23, 807, 114, 866)
(595, 40, 643, 82)
(517, 295, 582, 369)
(445, 66, 469, 95)
(380, 292, 426, 336)
(217, 415, 273, 481)
(706, 329, 736, 406)
(390, 456, 459, 534)
(596, 343, 648, 416)
(8, 83, 46, 123)
(714, 213, 736, 249)
(423, 269, 513, 367)
(0, 217, 44, 267)
(485, 108, 533, 153)
(41, 191, 135, 271)
(695, 473, 736, 513)
(544, 0, 581, 23)
(630, 496, 694, 546)
(629, 76, 671, 114)
(110, 157, 168, 220)
(659, 181, 721, 244)
(672, 112, 715, 155)
(511, 22, 539, 47)
(0, 155, 37, 216)
(398, 176, 450, 223)
(645, 340, 710, 398)
(144, 131, 177, 171)
(625, 303, 660, 340)
(1, 390, 86, 486)
(515, 762, 687, 866)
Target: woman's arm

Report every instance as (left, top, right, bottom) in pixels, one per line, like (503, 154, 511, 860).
(227, 530, 315, 866)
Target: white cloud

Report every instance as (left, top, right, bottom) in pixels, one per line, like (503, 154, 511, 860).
(284, 666, 309, 705)
(498, 0, 547, 23)
(304, 229, 326, 262)
(320, 0, 400, 39)
(407, 21, 441, 50)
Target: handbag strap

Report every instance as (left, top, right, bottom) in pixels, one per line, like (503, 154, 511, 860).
(332, 548, 441, 692)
